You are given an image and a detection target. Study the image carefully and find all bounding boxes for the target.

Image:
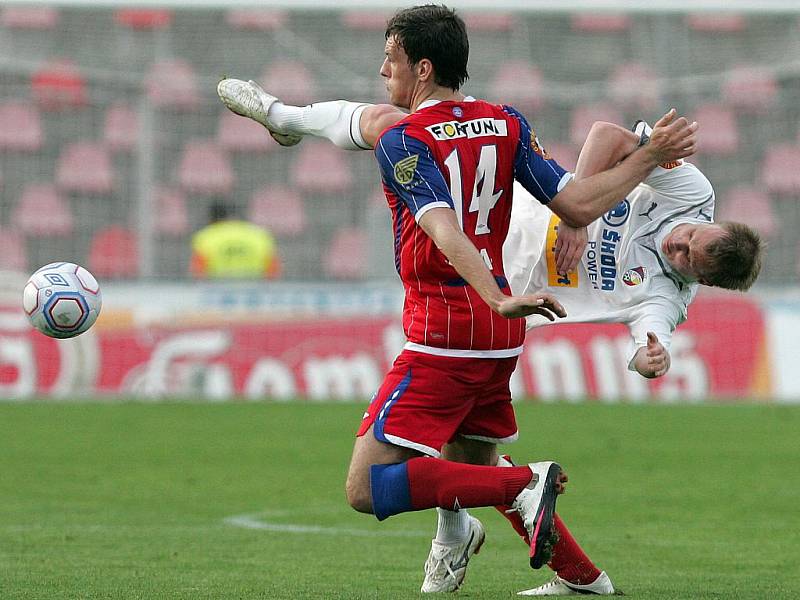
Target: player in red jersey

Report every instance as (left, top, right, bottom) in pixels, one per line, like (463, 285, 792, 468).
(219, 4, 697, 593)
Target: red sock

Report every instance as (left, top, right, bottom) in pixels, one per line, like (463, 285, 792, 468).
(495, 502, 530, 545)
(548, 514, 602, 585)
(405, 457, 533, 510)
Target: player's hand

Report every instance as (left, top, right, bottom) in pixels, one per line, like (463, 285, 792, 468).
(644, 331, 671, 377)
(496, 293, 567, 321)
(554, 222, 587, 275)
(646, 108, 698, 164)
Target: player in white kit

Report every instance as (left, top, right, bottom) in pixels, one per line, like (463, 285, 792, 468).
(216, 82, 762, 595)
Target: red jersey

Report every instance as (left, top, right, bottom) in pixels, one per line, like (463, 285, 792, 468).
(374, 98, 568, 357)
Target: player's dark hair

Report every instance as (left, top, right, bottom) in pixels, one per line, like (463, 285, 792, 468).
(385, 4, 469, 91)
(702, 222, 764, 291)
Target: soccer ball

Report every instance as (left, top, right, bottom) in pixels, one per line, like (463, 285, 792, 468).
(22, 262, 102, 339)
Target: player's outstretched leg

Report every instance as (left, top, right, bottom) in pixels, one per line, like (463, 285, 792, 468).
(216, 78, 303, 146)
(511, 461, 568, 569)
(421, 511, 485, 593)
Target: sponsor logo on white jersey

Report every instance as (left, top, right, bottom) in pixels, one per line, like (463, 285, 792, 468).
(426, 118, 508, 141)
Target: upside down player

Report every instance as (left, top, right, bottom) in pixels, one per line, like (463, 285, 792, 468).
(218, 5, 701, 595)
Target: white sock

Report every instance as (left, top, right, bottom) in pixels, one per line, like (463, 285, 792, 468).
(266, 100, 371, 150)
(435, 507, 470, 544)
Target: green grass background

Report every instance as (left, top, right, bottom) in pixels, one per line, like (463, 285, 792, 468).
(0, 402, 797, 599)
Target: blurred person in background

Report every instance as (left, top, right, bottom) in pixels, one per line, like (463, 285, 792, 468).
(190, 201, 281, 279)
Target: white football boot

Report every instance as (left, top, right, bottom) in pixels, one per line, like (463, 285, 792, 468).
(216, 78, 302, 147)
(517, 571, 617, 596)
(511, 462, 566, 569)
(420, 515, 485, 593)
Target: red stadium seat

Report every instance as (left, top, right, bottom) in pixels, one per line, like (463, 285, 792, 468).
(717, 187, 777, 238)
(761, 144, 800, 195)
(0, 101, 43, 152)
(686, 13, 746, 32)
(324, 227, 368, 280)
(544, 142, 579, 172)
(145, 59, 200, 110)
(259, 61, 317, 107)
(11, 183, 73, 237)
(569, 103, 625, 147)
(88, 225, 139, 279)
(217, 110, 276, 153)
(103, 103, 139, 152)
(31, 59, 87, 110)
(178, 139, 234, 196)
(694, 103, 739, 156)
(114, 9, 172, 30)
(56, 141, 114, 195)
(226, 8, 287, 30)
(248, 184, 307, 237)
(155, 187, 188, 236)
(722, 64, 778, 112)
(1, 6, 59, 29)
(340, 10, 392, 30)
(290, 140, 353, 194)
(0, 227, 28, 271)
(608, 62, 660, 112)
(487, 61, 544, 113)
(462, 12, 514, 32)
(571, 14, 632, 32)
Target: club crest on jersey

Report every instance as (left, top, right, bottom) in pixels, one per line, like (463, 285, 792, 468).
(394, 154, 420, 186)
(530, 129, 551, 159)
(426, 118, 508, 141)
(623, 266, 647, 286)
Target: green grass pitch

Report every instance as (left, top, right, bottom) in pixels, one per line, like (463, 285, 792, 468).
(0, 401, 797, 599)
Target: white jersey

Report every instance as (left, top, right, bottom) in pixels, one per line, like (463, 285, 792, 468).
(504, 161, 715, 367)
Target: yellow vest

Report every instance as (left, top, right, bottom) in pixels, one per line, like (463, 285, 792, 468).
(191, 220, 277, 278)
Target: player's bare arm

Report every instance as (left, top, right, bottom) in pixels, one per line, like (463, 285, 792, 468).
(547, 109, 698, 228)
(418, 207, 566, 321)
(632, 331, 671, 378)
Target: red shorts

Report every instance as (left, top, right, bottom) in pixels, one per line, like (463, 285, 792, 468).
(356, 349, 519, 457)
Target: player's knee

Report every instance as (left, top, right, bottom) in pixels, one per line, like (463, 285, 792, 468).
(345, 472, 373, 514)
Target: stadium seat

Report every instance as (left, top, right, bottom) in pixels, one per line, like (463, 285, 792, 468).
(608, 62, 660, 112)
(103, 103, 139, 152)
(340, 10, 392, 30)
(145, 59, 200, 110)
(31, 59, 87, 110)
(290, 140, 353, 194)
(226, 8, 287, 30)
(114, 9, 172, 29)
(0, 227, 28, 271)
(761, 144, 800, 195)
(694, 103, 739, 156)
(487, 61, 544, 113)
(11, 183, 74, 237)
(686, 13, 746, 32)
(571, 13, 632, 32)
(155, 187, 188, 236)
(0, 6, 58, 29)
(178, 139, 234, 196)
(324, 227, 368, 280)
(544, 142, 579, 172)
(217, 109, 275, 153)
(722, 64, 778, 112)
(248, 184, 307, 237)
(56, 141, 114, 195)
(717, 186, 777, 238)
(259, 61, 317, 107)
(0, 101, 43, 152)
(569, 103, 625, 147)
(462, 12, 514, 32)
(88, 225, 139, 279)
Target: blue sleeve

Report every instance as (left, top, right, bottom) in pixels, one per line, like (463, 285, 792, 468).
(374, 126, 455, 221)
(504, 106, 569, 205)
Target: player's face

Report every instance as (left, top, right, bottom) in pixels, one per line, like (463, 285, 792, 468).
(380, 35, 417, 109)
(661, 223, 726, 283)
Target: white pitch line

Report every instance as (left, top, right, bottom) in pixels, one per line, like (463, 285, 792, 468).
(223, 512, 429, 538)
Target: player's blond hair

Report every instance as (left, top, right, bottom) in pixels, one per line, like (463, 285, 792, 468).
(702, 222, 764, 291)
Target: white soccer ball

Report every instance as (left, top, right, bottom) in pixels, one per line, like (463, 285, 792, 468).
(22, 262, 102, 339)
